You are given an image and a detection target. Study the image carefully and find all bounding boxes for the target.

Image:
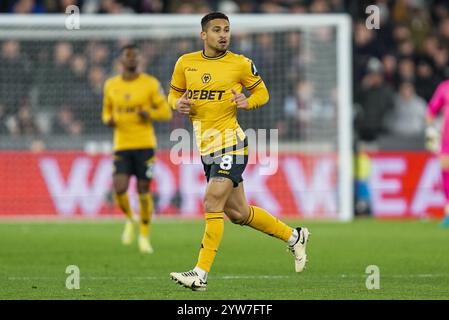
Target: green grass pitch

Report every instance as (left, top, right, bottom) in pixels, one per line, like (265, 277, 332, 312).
(0, 218, 448, 300)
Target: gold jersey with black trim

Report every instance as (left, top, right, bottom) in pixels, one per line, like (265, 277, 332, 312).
(102, 73, 172, 151)
(169, 50, 269, 156)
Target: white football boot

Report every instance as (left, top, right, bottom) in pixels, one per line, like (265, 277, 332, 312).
(288, 227, 310, 272)
(121, 220, 135, 245)
(170, 270, 207, 291)
(138, 235, 154, 254)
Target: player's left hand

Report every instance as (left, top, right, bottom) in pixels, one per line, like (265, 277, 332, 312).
(138, 110, 151, 121)
(231, 88, 249, 109)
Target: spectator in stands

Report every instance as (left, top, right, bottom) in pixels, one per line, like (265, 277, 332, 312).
(353, 21, 383, 88)
(173, 1, 212, 14)
(354, 59, 395, 142)
(431, 1, 449, 24)
(396, 58, 415, 86)
(415, 58, 441, 102)
(218, 0, 239, 13)
(309, 0, 331, 13)
(372, 0, 395, 51)
(237, 0, 257, 13)
(44, 0, 80, 13)
(11, 0, 45, 13)
(392, 24, 412, 45)
(397, 39, 416, 58)
(71, 54, 88, 82)
(422, 35, 440, 61)
(88, 66, 105, 94)
(99, 0, 135, 13)
(0, 40, 30, 116)
(38, 42, 73, 109)
(285, 32, 304, 81)
(439, 17, 449, 42)
(260, 1, 286, 13)
(433, 47, 449, 79)
(139, 0, 165, 13)
(82, 66, 107, 133)
(66, 54, 91, 117)
(382, 54, 398, 89)
(86, 42, 110, 69)
(52, 105, 83, 136)
(281, 80, 322, 140)
(10, 101, 41, 136)
(387, 81, 426, 138)
(407, 7, 432, 51)
(289, 3, 307, 13)
(0, 104, 10, 135)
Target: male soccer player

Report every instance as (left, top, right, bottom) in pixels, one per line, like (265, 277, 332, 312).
(102, 44, 172, 253)
(168, 12, 310, 291)
(426, 80, 449, 228)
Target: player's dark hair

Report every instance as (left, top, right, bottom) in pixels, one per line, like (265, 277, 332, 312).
(120, 43, 139, 54)
(201, 12, 229, 31)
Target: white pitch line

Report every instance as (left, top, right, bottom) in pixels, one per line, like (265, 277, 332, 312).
(5, 275, 288, 281)
(5, 274, 448, 281)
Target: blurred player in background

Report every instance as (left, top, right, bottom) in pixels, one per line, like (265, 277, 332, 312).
(102, 44, 172, 253)
(426, 80, 449, 228)
(168, 12, 310, 291)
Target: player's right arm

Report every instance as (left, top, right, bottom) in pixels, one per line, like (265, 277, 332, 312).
(102, 80, 115, 127)
(168, 57, 194, 115)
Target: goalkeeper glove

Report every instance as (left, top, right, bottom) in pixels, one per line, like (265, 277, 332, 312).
(425, 126, 440, 153)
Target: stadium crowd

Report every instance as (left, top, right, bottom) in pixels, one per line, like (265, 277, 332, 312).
(0, 0, 448, 151)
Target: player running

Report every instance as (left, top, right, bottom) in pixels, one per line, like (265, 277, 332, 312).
(426, 80, 449, 228)
(168, 12, 310, 291)
(102, 44, 172, 253)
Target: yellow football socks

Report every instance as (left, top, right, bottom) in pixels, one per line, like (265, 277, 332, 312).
(243, 205, 293, 242)
(138, 193, 153, 237)
(196, 212, 225, 272)
(114, 192, 133, 220)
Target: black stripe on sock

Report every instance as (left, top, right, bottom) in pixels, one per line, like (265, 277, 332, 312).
(241, 208, 251, 225)
(245, 206, 255, 225)
(250, 206, 256, 224)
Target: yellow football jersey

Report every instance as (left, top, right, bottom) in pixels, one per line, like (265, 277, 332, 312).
(168, 50, 269, 156)
(102, 73, 172, 151)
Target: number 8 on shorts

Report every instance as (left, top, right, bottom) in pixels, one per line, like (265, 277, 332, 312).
(220, 155, 233, 170)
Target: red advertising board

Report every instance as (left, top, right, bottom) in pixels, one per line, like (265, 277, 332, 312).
(0, 151, 338, 218)
(363, 152, 444, 219)
(0, 151, 444, 219)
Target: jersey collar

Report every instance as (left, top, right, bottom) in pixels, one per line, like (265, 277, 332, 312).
(201, 50, 228, 60)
